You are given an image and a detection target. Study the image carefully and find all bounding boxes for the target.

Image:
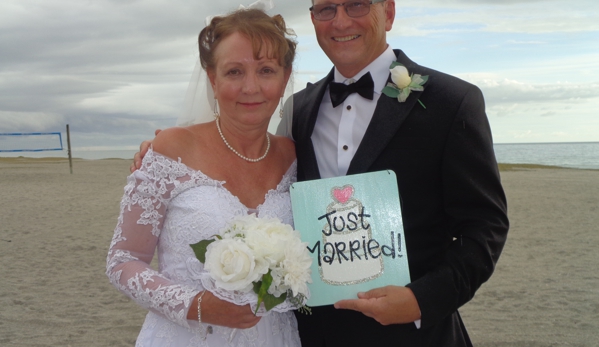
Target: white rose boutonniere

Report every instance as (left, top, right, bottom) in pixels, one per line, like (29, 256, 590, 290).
(191, 214, 312, 314)
(383, 62, 428, 108)
(390, 65, 412, 89)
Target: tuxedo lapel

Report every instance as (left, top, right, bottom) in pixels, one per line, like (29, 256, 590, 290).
(293, 69, 335, 180)
(347, 50, 424, 175)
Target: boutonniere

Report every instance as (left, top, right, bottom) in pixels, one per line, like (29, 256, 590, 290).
(382, 62, 428, 109)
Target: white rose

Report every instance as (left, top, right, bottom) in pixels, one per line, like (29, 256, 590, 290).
(390, 65, 412, 89)
(204, 238, 269, 292)
(245, 229, 285, 266)
(244, 218, 295, 266)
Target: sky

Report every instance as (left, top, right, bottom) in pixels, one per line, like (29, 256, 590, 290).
(1, 0, 597, 153)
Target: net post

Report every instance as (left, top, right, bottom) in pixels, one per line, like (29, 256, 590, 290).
(66, 124, 73, 174)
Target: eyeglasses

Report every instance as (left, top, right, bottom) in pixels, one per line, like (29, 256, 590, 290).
(310, 0, 386, 21)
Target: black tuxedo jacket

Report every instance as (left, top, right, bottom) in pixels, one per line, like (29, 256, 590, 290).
(290, 50, 509, 346)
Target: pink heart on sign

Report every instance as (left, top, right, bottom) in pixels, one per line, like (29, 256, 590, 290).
(332, 185, 354, 204)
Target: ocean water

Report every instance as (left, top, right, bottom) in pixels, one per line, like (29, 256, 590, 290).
(0, 149, 137, 160)
(2, 142, 598, 170)
(493, 142, 599, 170)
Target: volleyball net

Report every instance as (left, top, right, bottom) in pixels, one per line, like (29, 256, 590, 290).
(0, 132, 63, 152)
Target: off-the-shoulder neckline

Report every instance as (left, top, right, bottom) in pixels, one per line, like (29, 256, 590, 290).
(142, 147, 296, 210)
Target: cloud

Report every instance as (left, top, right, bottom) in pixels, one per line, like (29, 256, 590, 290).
(539, 111, 557, 117)
(0, 111, 67, 133)
(0, 72, 120, 112)
(506, 40, 545, 45)
(1, 0, 597, 148)
(76, 82, 185, 117)
(464, 77, 599, 105)
(393, 0, 599, 35)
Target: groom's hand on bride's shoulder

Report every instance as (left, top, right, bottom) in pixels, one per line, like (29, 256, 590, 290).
(130, 129, 162, 172)
(334, 285, 421, 326)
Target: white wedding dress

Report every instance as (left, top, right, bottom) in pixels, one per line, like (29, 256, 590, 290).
(106, 148, 300, 347)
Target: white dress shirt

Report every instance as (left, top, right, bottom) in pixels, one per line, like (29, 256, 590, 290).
(300, 46, 423, 328)
(311, 46, 396, 179)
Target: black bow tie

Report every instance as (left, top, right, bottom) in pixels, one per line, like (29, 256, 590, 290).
(329, 72, 374, 108)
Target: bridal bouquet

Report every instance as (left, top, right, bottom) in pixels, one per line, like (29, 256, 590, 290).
(190, 214, 312, 313)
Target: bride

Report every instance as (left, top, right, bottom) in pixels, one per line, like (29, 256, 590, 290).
(106, 7, 301, 346)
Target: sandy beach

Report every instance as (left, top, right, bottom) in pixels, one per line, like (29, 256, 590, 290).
(1, 158, 598, 346)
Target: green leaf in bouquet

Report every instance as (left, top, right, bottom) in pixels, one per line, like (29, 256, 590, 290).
(253, 274, 271, 314)
(263, 291, 287, 311)
(252, 270, 287, 313)
(253, 281, 263, 298)
(189, 239, 215, 263)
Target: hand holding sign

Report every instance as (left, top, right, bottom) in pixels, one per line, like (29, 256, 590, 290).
(334, 285, 421, 325)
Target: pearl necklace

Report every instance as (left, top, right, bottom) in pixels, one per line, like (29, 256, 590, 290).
(215, 116, 270, 163)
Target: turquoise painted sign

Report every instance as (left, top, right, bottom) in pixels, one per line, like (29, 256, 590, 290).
(290, 170, 411, 306)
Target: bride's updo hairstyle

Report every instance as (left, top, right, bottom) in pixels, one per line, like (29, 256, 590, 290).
(198, 9, 297, 72)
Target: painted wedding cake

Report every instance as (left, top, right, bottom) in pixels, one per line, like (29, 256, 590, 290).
(319, 185, 384, 285)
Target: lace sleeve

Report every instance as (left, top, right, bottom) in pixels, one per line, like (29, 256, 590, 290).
(106, 151, 200, 329)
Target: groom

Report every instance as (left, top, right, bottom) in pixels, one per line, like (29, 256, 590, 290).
(277, 0, 508, 346)
(132, 0, 508, 345)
